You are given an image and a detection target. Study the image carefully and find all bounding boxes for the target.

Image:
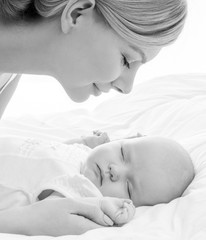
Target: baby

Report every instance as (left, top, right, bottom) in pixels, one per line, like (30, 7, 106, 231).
(0, 131, 194, 236)
(81, 132, 195, 207)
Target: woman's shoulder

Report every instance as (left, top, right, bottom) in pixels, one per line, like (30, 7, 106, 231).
(0, 73, 20, 93)
(0, 73, 13, 89)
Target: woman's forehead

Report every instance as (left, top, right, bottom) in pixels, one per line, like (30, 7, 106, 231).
(128, 44, 161, 63)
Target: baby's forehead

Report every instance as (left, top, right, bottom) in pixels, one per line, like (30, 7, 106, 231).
(121, 136, 167, 147)
(122, 137, 180, 164)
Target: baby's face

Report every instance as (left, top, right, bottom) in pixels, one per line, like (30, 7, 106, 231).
(82, 136, 193, 207)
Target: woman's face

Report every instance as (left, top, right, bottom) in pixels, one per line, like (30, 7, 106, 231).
(55, 10, 161, 102)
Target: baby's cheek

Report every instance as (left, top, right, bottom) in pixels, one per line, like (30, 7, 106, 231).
(100, 184, 127, 199)
(82, 167, 97, 187)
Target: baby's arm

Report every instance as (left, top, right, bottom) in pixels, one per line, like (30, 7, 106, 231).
(63, 130, 110, 149)
(63, 130, 145, 149)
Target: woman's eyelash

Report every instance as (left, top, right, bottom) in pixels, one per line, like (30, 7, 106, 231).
(122, 54, 130, 69)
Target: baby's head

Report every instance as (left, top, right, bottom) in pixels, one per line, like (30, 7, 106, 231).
(82, 136, 194, 207)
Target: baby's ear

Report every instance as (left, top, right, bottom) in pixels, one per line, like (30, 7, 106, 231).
(126, 132, 146, 139)
(136, 132, 146, 138)
(61, 0, 95, 34)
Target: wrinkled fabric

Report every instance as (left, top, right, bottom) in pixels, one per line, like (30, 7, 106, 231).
(0, 136, 102, 210)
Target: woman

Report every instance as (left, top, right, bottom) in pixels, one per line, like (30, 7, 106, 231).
(0, 0, 187, 235)
(0, 0, 187, 104)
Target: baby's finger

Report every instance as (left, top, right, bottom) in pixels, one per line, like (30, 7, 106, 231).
(93, 130, 98, 134)
(123, 202, 136, 221)
(96, 132, 109, 144)
(114, 208, 129, 225)
(103, 214, 114, 226)
(104, 133, 110, 143)
(100, 132, 110, 143)
(93, 130, 102, 136)
(123, 199, 133, 205)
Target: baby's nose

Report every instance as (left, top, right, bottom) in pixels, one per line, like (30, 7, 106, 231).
(110, 172, 118, 182)
(106, 165, 119, 182)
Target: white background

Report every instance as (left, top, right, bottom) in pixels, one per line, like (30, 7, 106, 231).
(3, 0, 206, 119)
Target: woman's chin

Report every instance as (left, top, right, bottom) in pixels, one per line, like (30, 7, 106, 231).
(65, 86, 93, 103)
(68, 91, 90, 103)
(71, 95, 90, 103)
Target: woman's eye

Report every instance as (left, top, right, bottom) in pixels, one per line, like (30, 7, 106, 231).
(122, 54, 130, 69)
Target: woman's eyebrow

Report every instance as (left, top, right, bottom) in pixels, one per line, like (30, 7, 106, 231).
(129, 45, 147, 64)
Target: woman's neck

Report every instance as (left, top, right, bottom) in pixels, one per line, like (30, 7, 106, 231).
(0, 20, 58, 75)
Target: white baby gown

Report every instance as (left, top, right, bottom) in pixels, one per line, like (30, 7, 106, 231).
(0, 135, 102, 210)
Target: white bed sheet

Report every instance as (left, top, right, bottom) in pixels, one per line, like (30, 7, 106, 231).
(1, 73, 206, 240)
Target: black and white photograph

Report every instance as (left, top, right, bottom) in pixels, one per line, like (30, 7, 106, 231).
(0, 0, 205, 239)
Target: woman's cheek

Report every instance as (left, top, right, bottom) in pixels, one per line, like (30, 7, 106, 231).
(95, 56, 121, 84)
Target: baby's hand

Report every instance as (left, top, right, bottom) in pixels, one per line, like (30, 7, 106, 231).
(82, 130, 110, 149)
(100, 197, 136, 226)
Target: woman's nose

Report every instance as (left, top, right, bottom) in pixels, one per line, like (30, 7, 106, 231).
(112, 75, 135, 94)
(112, 65, 140, 94)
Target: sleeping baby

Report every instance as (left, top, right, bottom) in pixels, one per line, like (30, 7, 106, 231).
(0, 131, 194, 236)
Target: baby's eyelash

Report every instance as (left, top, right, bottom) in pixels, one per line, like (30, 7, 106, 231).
(121, 146, 125, 161)
(127, 180, 131, 199)
(121, 54, 130, 69)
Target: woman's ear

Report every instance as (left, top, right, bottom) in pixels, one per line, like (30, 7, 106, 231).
(61, 0, 95, 34)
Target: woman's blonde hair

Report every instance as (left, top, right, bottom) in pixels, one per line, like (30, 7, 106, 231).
(0, 0, 187, 48)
